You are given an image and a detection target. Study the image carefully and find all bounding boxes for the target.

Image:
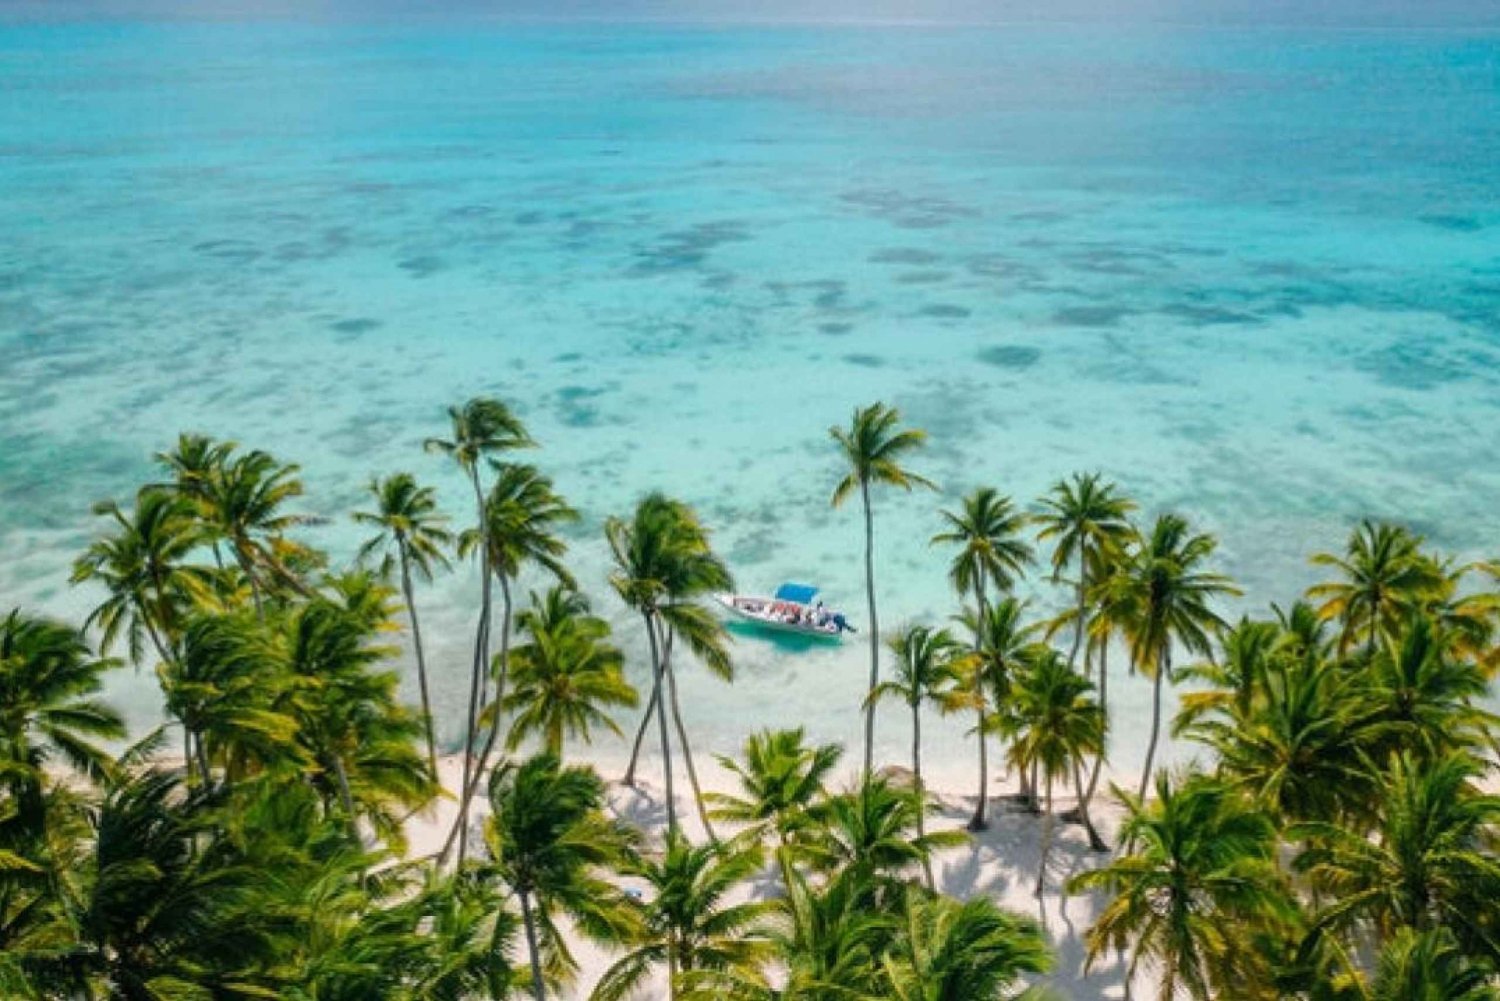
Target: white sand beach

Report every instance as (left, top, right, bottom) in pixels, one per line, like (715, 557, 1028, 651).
(408, 748, 1135, 1000)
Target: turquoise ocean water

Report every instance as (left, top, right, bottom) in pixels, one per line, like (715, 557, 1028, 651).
(3, 16, 1498, 775)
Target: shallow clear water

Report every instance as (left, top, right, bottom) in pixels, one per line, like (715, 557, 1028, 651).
(3, 17, 1498, 774)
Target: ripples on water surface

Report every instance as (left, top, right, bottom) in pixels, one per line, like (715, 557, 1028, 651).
(2, 17, 1498, 766)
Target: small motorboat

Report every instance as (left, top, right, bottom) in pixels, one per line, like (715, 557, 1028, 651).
(714, 583, 856, 641)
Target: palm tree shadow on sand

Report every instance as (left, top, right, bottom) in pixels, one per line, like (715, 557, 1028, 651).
(931, 793, 1128, 1001)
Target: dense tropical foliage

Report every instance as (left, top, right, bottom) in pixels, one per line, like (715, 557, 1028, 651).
(2, 396, 1495, 999)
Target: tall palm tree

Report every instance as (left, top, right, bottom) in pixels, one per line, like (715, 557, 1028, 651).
(482, 754, 639, 1001)
(830, 402, 934, 776)
(0, 611, 124, 832)
(1007, 648, 1105, 889)
(932, 487, 1033, 830)
(1101, 514, 1237, 800)
(707, 727, 842, 892)
(956, 597, 1043, 821)
(881, 885, 1052, 1001)
(447, 463, 578, 861)
(1291, 751, 1500, 965)
(870, 625, 964, 889)
(354, 472, 452, 780)
(1068, 773, 1291, 1001)
(607, 494, 733, 836)
(1309, 521, 1443, 657)
(592, 832, 772, 1001)
(72, 488, 211, 670)
(425, 397, 533, 863)
(502, 585, 638, 756)
(168, 612, 303, 788)
(1035, 472, 1137, 669)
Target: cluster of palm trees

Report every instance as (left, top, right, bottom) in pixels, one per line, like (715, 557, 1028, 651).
(0, 395, 1495, 1000)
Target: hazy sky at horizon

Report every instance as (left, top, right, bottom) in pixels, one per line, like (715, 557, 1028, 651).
(4, 0, 1499, 28)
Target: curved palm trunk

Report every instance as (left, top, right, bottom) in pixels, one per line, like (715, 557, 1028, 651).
(519, 888, 547, 1001)
(912, 701, 935, 891)
(1137, 648, 1168, 802)
(1079, 640, 1111, 851)
(398, 545, 438, 781)
(969, 581, 990, 832)
(192, 731, 212, 790)
(860, 480, 880, 778)
(1067, 573, 1088, 670)
(1072, 754, 1107, 853)
(623, 682, 659, 787)
(1035, 771, 1054, 897)
(454, 467, 492, 866)
(332, 755, 360, 843)
(663, 628, 718, 842)
(646, 610, 678, 833)
(450, 572, 516, 860)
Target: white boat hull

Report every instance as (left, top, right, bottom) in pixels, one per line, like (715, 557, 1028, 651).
(714, 593, 847, 640)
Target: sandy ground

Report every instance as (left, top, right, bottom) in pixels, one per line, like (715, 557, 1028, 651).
(407, 745, 1136, 1000)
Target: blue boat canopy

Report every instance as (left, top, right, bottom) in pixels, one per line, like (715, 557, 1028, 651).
(774, 583, 819, 604)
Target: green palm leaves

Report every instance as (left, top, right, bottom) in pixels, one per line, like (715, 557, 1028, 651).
(1005, 649, 1103, 894)
(932, 487, 1032, 831)
(354, 472, 452, 778)
(1069, 774, 1291, 1000)
(1101, 513, 1238, 799)
(831, 402, 934, 778)
(607, 493, 733, 836)
(593, 832, 772, 1001)
(1310, 521, 1444, 656)
(502, 586, 638, 756)
(483, 754, 639, 1000)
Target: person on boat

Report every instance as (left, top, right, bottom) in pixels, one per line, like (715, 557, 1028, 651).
(832, 612, 855, 634)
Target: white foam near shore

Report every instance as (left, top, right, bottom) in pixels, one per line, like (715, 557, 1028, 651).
(408, 746, 1137, 1000)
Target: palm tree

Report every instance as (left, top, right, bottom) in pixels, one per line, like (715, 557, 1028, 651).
(167, 612, 303, 787)
(932, 487, 1033, 830)
(808, 775, 967, 894)
(482, 754, 639, 1001)
(1006, 648, 1105, 888)
(593, 832, 772, 1001)
(870, 625, 964, 889)
(502, 585, 638, 756)
(607, 494, 733, 836)
(1363, 613, 1496, 762)
(1292, 751, 1500, 965)
(72, 487, 211, 670)
(1182, 653, 1375, 827)
(68, 767, 278, 1000)
(957, 597, 1043, 819)
(0, 611, 124, 858)
(280, 599, 434, 848)
(354, 472, 452, 780)
(425, 397, 534, 863)
(830, 402, 934, 776)
(1068, 772, 1291, 1001)
(881, 885, 1052, 1001)
(200, 447, 315, 610)
(1035, 472, 1137, 669)
(1309, 521, 1443, 656)
(1370, 927, 1500, 1001)
(1101, 514, 1237, 800)
(707, 727, 842, 892)
(447, 463, 577, 863)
